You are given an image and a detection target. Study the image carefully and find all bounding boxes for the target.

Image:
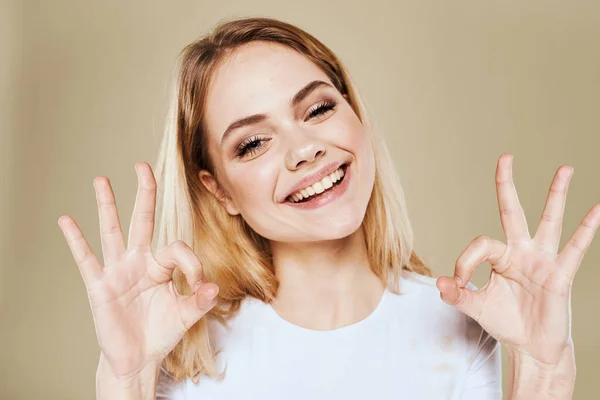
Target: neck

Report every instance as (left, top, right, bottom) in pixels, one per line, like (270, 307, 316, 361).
(269, 226, 385, 330)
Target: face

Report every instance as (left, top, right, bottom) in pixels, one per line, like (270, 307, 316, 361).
(199, 41, 376, 243)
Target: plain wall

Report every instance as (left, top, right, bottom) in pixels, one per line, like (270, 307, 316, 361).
(1, 0, 599, 398)
(1, 0, 24, 391)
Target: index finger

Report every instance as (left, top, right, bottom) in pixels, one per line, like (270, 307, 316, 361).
(127, 162, 157, 252)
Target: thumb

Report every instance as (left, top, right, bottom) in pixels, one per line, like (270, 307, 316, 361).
(175, 281, 220, 330)
(436, 276, 483, 321)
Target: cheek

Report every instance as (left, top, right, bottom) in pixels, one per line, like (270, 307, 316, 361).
(330, 107, 369, 149)
(227, 161, 278, 209)
(332, 116, 374, 172)
(337, 115, 376, 187)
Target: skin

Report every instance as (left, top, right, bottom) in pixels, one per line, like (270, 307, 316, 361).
(58, 40, 600, 399)
(198, 41, 382, 330)
(199, 41, 600, 397)
(437, 154, 600, 398)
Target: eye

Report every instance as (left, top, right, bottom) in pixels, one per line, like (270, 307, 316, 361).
(306, 100, 337, 120)
(235, 135, 270, 158)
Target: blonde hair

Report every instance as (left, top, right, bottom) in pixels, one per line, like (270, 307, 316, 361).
(152, 16, 432, 384)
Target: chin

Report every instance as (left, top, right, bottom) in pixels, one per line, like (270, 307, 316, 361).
(261, 213, 365, 243)
(313, 211, 366, 240)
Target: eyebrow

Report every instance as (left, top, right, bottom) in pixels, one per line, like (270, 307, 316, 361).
(220, 80, 334, 147)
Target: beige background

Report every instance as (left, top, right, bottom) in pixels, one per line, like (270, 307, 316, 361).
(1, 0, 599, 398)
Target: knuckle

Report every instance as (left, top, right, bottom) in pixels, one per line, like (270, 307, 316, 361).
(495, 177, 509, 186)
(474, 235, 489, 244)
(568, 238, 586, 254)
(171, 240, 189, 251)
(188, 258, 203, 277)
(137, 210, 155, 223)
(67, 232, 83, 246)
(102, 224, 122, 236)
(581, 215, 596, 229)
(138, 179, 157, 191)
(99, 198, 116, 208)
(78, 249, 95, 265)
(129, 243, 150, 254)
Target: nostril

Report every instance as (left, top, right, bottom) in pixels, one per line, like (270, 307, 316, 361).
(295, 160, 306, 169)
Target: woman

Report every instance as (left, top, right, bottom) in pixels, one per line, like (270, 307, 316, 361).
(58, 17, 599, 399)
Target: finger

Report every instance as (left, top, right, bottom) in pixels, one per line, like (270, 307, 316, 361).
(152, 240, 204, 290)
(57, 215, 103, 287)
(436, 276, 482, 322)
(558, 202, 600, 281)
(127, 162, 157, 252)
(173, 280, 219, 330)
(453, 235, 508, 287)
(533, 165, 573, 254)
(93, 177, 126, 265)
(496, 153, 531, 243)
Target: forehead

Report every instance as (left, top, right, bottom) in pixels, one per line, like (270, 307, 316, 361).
(204, 41, 332, 141)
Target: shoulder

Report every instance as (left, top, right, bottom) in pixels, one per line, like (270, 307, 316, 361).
(154, 298, 267, 399)
(386, 270, 467, 329)
(391, 269, 500, 357)
(207, 296, 268, 343)
(392, 271, 501, 396)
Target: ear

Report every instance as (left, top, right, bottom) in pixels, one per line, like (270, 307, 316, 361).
(198, 170, 240, 216)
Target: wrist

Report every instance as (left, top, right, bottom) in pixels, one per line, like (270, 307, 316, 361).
(96, 352, 161, 400)
(507, 344, 576, 400)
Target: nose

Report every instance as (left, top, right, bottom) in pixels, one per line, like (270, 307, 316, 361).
(284, 134, 327, 170)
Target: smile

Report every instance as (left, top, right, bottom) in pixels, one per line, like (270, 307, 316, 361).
(284, 163, 350, 209)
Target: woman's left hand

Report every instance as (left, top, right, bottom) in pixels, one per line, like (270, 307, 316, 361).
(437, 153, 600, 365)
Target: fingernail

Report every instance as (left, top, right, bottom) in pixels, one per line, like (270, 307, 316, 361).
(193, 280, 203, 291)
(454, 276, 463, 287)
(204, 285, 218, 298)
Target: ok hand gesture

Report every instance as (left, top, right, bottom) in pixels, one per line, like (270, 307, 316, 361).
(58, 162, 219, 379)
(437, 153, 600, 366)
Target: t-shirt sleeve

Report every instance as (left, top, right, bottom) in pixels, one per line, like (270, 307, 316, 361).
(459, 314, 503, 400)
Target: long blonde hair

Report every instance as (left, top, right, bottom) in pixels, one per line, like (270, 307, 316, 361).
(152, 16, 432, 384)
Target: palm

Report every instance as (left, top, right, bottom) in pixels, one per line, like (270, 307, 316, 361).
(437, 153, 600, 365)
(58, 162, 219, 378)
(472, 245, 570, 364)
(88, 252, 187, 375)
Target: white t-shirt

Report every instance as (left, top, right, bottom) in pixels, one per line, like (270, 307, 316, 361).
(156, 270, 502, 399)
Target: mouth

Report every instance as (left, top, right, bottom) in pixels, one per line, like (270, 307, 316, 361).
(284, 163, 349, 205)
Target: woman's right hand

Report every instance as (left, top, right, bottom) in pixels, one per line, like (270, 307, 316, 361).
(58, 162, 219, 379)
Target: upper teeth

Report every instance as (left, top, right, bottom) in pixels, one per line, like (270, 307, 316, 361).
(289, 167, 345, 202)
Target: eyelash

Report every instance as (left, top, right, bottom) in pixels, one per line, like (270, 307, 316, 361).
(235, 100, 337, 158)
(307, 100, 336, 120)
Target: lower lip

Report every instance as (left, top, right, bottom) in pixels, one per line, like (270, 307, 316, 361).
(284, 164, 351, 210)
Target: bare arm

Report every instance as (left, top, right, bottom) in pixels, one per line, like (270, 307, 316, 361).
(507, 344, 576, 400)
(96, 352, 161, 400)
